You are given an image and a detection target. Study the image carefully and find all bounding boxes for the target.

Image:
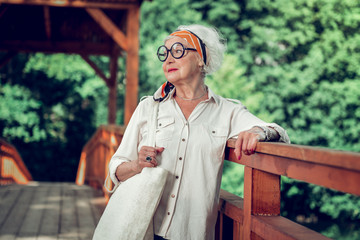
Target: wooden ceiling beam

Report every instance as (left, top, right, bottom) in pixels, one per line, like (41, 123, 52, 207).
(43, 6, 51, 40)
(0, 0, 136, 10)
(80, 54, 110, 87)
(86, 8, 128, 51)
(0, 40, 112, 55)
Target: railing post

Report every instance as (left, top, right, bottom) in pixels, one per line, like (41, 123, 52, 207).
(243, 166, 280, 240)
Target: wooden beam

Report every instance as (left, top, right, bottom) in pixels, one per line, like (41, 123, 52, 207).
(256, 141, 360, 171)
(0, 0, 135, 10)
(226, 140, 360, 196)
(86, 8, 128, 51)
(251, 170, 280, 216)
(252, 216, 330, 240)
(0, 51, 17, 69)
(218, 189, 244, 223)
(227, 140, 360, 171)
(247, 152, 360, 196)
(43, 6, 51, 40)
(218, 182, 333, 240)
(80, 54, 110, 86)
(243, 166, 253, 240)
(124, 6, 139, 125)
(243, 167, 280, 240)
(108, 47, 119, 124)
(0, 40, 112, 55)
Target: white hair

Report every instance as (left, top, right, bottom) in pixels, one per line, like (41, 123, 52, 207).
(165, 24, 227, 76)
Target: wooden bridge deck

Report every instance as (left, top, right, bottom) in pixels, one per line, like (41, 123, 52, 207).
(0, 182, 106, 240)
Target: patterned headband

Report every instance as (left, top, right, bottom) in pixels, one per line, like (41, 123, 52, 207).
(170, 30, 207, 65)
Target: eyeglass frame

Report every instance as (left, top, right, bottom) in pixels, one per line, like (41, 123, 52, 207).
(157, 42, 197, 62)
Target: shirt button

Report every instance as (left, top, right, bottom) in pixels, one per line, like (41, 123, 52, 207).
(167, 212, 170, 215)
(179, 157, 182, 160)
(212, 130, 216, 134)
(171, 194, 175, 198)
(159, 123, 162, 127)
(175, 176, 179, 179)
(182, 138, 185, 142)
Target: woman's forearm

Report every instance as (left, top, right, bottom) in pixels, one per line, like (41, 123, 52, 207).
(115, 161, 141, 182)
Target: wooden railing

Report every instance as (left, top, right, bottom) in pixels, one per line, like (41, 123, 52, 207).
(217, 139, 360, 240)
(75, 124, 125, 198)
(77, 125, 360, 239)
(0, 139, 32, 184)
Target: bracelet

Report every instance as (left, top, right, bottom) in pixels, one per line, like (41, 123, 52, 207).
(256, 126, 271, 142)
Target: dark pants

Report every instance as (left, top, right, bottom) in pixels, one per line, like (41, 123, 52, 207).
(154, 235, 167, 240)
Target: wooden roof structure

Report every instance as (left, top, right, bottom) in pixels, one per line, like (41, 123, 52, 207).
(0, 0, 146, 124)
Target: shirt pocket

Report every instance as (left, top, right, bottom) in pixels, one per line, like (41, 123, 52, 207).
(208, 126, 229, 158)
(155, 116, 175, 148)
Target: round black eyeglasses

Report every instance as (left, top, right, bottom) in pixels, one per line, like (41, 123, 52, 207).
(157, 42, 197, 62)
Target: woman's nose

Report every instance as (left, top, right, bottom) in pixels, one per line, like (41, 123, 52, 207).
(165, 52, 175, 63)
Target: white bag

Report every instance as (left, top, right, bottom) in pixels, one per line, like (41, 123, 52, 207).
(93, 100, 167, 240)
(92, 167, 168, 240)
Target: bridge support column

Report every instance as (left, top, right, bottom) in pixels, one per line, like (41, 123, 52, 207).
(243, 167, 280, 240)
(124, 6, 139, 125)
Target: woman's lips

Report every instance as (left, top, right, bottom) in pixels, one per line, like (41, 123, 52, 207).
(168, 68, 178, 73)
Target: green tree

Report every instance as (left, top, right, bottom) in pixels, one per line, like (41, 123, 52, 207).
(0, 53, 108, 181)
(189, 0, 360, 238)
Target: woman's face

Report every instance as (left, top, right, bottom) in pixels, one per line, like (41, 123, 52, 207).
(162, 37, 202, 85)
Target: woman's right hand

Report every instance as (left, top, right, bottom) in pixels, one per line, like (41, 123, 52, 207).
(134, 146, 165, 173)
(115, 146, 165, 182)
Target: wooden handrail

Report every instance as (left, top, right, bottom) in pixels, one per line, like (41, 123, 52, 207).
(0, 139, 33, 184)
(75, 124, 126, 199)
(217, 140, 360, 240)
(226, 139, 360, 196)
(78, 126, 360, 239)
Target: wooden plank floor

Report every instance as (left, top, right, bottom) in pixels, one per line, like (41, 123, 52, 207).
(0, 182, 106, 240)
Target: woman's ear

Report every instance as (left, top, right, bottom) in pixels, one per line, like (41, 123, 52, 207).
(198, 60, 204, 68)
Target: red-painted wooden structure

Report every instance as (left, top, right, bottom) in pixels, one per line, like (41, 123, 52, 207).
(0, 0, 145, 124)
(0, 139, 32, 184)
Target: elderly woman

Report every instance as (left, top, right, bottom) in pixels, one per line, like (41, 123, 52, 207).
(109, 24, 290, 240)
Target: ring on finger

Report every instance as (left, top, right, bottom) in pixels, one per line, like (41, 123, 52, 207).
(146, 156, 152, 162)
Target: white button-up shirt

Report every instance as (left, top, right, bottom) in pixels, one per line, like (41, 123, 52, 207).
(109, 86, 289, 240)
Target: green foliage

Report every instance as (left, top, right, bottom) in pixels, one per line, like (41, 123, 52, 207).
(235, 0, 360, 153)
(0, 53, 102, 180)
(220, 161, 244, 197)
(23, 53, 114, 126)
(0, 84, 45, 142)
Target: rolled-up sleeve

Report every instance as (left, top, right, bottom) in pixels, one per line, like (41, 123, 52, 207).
(228, 102, 290, 143)
(108, 99, 148, 186)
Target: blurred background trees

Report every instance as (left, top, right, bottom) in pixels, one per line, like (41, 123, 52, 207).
(1, 0, 359, 238)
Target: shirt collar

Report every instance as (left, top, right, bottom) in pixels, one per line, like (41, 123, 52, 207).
(153, 84, 220, 105)
(206, 87, 220, 105)
(153, 83, 175, 102)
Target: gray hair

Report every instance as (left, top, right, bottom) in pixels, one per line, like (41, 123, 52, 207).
(165, 24, 227, 76)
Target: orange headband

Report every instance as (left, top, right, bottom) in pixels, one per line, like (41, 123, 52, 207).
(170, 30, 207, 64)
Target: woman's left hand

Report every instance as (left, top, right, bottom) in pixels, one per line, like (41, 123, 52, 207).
(234, 127, 265, 160)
